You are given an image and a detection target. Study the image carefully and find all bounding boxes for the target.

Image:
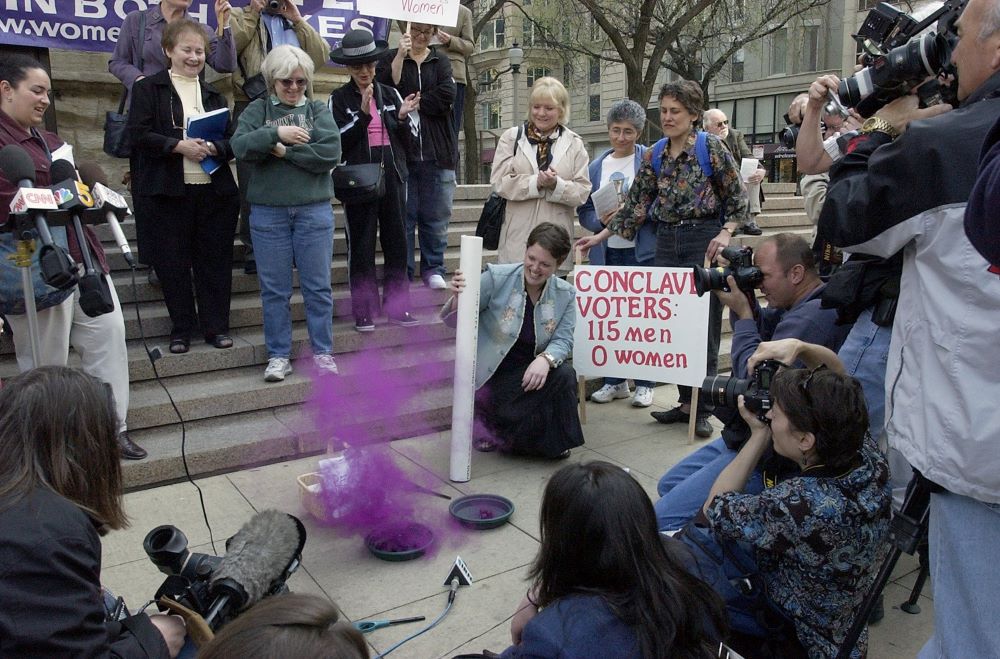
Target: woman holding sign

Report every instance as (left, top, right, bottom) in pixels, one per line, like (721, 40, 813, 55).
(441, 223, 583, 458)
(576, 80, 748, 438)
(127, 19, 239, 355)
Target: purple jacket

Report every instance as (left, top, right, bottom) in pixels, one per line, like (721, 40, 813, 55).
(108, 7, 236, 93)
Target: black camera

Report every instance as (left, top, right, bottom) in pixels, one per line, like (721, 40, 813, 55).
(144, 525, 224, 622)
(266, 0, 281, 11)
(779, 123, 799, 149)
(693, 245, 763, 297)
(838, 0, 966, 117)
(700, 358, 782, 420)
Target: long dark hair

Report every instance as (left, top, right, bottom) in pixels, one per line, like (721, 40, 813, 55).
(530, 461, 726, 659)
(198, 593, 368, 659)
(0, 366, 127, 531)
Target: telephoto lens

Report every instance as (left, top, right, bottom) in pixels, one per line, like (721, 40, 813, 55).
(267, 0, 281, 10)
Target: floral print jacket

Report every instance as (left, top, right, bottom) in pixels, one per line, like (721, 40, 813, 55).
(608, 130, 749, 241)
(441, 263, 575, 390)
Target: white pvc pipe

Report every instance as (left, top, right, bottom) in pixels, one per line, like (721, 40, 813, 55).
(449, 235, 483, 482)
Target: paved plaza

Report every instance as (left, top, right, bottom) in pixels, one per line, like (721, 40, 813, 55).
(102, 385, 934, 658)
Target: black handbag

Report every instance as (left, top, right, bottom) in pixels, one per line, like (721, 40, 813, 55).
(332, 85, 387, 203)
(103, 10, 146, 159)
(475, 124, 523, 250)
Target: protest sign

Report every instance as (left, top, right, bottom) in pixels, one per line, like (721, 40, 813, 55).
(0, 0, 388, 55)
(356, 0, 460, 28)
(573, 265, 710, 387)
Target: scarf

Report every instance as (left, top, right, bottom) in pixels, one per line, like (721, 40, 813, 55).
(525, 122, 561, 171)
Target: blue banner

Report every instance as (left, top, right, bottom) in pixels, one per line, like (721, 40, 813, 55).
(0, 0, 388, 54)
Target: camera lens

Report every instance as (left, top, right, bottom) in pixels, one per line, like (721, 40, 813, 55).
(779, 124, 799, 149)
(701, 375, 750, 409)
(693, 265, 730, 297)
(267, 0, 280, 9)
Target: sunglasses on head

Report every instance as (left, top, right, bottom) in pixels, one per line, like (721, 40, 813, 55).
(277, 78, 308, 89)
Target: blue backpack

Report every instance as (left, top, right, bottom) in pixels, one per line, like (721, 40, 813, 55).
(649, 131, 725, 223)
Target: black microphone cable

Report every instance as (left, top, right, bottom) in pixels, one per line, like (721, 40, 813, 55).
(374, 578, 461, 658)
(126, 254, 217, 555)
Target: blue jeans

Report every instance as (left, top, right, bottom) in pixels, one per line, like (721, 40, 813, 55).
(837, 307, 890, 438)
(250, 202, 334, 359)
(918, 492, 1000, 658)
(604, 246, 656, 389)
(405, 161, 455, 282)
(654, 437, 764, 531)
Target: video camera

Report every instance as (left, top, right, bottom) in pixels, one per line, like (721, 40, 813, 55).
(143, 510, 306, 630)
(693, 245, 762, 297)
(700, 359, 782, 421)
(837, 0, 967, 117)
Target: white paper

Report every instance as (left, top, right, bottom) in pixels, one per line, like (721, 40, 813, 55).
(449, 235, 483, 483)
(740, 157, 760, 182)
(590, 181, 621, 221)
(51, 143, 74, 165)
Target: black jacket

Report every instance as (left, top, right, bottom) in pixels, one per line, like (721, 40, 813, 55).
(328, 80, 411, 183)
(0, 487, 169, 658)
(376, 47, 457, 169)
(127, 69, 238, 198)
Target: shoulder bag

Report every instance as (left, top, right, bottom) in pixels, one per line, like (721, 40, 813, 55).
(103, 10, 146, 158)
(475, 124, 523, 250)
(332, 86, 386, 203)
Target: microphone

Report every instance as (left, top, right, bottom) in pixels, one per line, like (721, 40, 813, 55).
(205, 510, 306, 629)
(0, 144, 78, 290)
(78, 162, 135, 268)
(49, 159, 114, 317)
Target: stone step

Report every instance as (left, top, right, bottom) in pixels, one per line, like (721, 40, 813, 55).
(122, 382, 455, 489)
(124, 339, 455, 431)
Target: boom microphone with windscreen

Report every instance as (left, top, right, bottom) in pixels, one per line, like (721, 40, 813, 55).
(204, 510, 307, 628)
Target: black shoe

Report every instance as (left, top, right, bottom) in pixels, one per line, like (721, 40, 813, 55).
(169, 337, 190, 354)
(695, 416, 714, 438)
(118, 431, 147, 460)
(355, 316, 375, 332)
(742, 220, 763, 236)
(388, 311, 419, 327)
(146, 268, 160, 287)
(244, 259, 257, 275)
(651, 406, 690, 424)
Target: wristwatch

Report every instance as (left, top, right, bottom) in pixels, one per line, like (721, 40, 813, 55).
(859, 116, 900, 140)
(540, 352, 557, 369)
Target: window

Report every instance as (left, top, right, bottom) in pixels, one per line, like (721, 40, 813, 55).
(526, 66, 551, 88)
(482, 101, 501, 129)
(589, 94, 601, 122)
(562, 62, 574, 89)
(590, 17, 601, 42)
(478, 69, 502, 92)
(770, 28, 787, 76)
(731, 49, 745, 83)
(479, 19, 505, 50)
(589, 56, 601, 85)
(801, 25, 820, 72)
(523, 21, 536, 47)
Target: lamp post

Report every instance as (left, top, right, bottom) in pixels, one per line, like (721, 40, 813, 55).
(508, 42, 523, 126)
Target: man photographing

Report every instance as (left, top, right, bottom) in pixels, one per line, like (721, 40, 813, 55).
(818, 0, 1000, 654)
(654, 233, 849, 530)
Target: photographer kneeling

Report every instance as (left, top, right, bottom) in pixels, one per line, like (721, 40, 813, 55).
(0, 367, 185, 657)
(654, 233, 849, 531)
(695, 362, 891, 658)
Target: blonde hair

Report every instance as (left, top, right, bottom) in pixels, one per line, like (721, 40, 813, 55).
(261, 45, 317, 98)
(526, 77, 570, 125)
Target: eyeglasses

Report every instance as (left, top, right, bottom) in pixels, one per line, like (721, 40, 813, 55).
(410, 28, 434, 36)
(277, 78, 308, 89)
(717, 119, 729, 126)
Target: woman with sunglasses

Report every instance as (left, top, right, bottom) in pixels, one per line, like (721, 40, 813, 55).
(328, 29, 420, 332)
(232, 45, 341, 382)
(127, 18, 240, 355)
(695, 353, 891, 658)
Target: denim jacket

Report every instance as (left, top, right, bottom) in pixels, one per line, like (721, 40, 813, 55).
(441, 263, 576, 390)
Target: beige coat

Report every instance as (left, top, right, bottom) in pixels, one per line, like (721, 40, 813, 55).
(437, 5, 475, 84)
(490, 124, 591, 266)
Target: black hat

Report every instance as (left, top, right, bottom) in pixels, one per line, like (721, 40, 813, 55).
(330, 29, 389, 65)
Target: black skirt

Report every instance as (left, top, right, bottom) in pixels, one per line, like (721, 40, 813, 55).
(474, 355, 585, 458)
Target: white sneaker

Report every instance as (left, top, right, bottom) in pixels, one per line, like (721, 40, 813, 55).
(631, 386, 654, 408)
(590, 382, 631, 403)
(264, 357, 292, 382)
(426, 274, 447, 290)
(313, 353, 340, 375)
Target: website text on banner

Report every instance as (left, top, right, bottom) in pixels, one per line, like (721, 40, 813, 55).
(356, 0, 459, 27)
(0, 0, 389, 54)
(573, 265, 710, 388)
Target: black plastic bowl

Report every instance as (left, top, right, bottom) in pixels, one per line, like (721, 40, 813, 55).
(365, 522, 434, 562)
(449, 494, 515, 530)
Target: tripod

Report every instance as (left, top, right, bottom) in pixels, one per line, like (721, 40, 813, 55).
(835, 470, 932, 659)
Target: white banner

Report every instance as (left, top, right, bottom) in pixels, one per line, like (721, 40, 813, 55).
(356, 0, 460, 27)
(572, 266, 710, 387)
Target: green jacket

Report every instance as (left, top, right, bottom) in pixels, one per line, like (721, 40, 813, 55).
(232, 97, 341, 206)
(230, 8, 330, 104)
